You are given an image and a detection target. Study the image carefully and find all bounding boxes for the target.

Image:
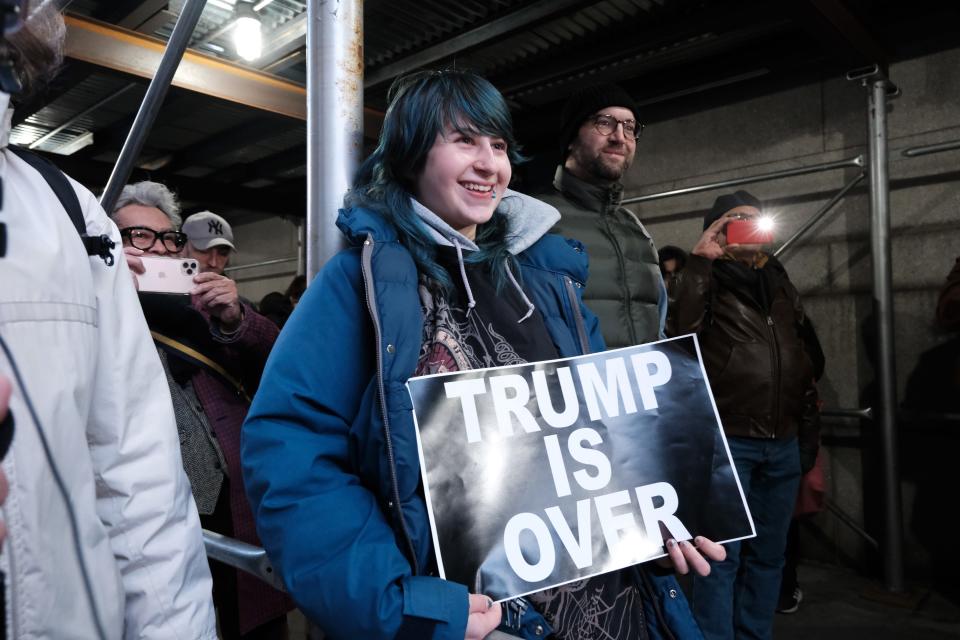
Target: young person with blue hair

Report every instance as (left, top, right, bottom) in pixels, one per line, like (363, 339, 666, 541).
(241, 70, 724, 640)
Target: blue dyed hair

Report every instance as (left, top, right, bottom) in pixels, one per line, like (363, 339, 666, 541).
(346, 69, 525, 290)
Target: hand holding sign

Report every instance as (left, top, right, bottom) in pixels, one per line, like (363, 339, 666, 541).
(662, 536, 727, 575)
(465, 594, 501, 640)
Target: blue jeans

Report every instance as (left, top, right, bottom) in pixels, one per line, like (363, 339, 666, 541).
(691, 436, 801, 640)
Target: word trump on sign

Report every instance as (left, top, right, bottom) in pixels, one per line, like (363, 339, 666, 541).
(407, 335, 754, 602)
(445, 350, 672, 443)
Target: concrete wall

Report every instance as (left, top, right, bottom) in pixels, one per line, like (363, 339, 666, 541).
(624, 47, 960, 574)
(229, 215, 302, 306)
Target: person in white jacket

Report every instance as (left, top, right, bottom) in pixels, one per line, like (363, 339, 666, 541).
(0, 2, 217, 638)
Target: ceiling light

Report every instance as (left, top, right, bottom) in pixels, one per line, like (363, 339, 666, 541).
(50, 131, 94, 156)
(233, 1, 262, 62)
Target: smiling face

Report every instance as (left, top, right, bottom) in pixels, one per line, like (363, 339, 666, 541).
(413, 125, 512, 240)
(565, 105, 637, 184)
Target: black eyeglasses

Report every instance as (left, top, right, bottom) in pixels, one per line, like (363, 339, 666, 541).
(591, 114, 645, 141)
(119, 226, 187, 252)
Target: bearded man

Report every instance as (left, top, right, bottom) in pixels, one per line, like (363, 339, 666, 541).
(543, 84, 667, 348)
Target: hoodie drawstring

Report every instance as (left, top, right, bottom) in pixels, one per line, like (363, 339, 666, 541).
(453, 239, 535, 324)
(453, 239, 477, 316)
(506, 261, 535, 323)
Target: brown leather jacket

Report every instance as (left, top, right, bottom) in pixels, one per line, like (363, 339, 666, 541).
(668, 253, 819, 454)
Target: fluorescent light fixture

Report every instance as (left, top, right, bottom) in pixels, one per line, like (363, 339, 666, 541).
(138, 154, 174, 171)
(49, 131, 94, 156)
(233, 2, 262, 61)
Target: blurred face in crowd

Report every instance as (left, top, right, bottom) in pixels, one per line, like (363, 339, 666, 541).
(565, 106, 637, 184)
(414, 124, 511, 241)
(185, 243, 232, 275)
(113, 204, 183, 256)
(662, 258, 679, 276)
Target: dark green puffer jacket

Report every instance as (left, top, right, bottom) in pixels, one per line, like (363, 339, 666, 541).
(543, 167, 667, 348)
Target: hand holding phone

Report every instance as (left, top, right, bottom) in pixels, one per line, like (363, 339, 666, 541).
(725, 218, 774, 245)
(137, 256, 199, 294)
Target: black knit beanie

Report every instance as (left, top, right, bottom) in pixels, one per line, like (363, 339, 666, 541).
(703, 190, 763, 230)
(558, 83, 639, 163)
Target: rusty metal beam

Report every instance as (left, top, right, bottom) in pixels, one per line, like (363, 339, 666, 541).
(64, 13, 308, 120)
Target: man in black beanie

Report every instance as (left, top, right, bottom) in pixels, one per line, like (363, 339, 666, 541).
(541, 83, 667, 349)
(668, 190, 822, 640)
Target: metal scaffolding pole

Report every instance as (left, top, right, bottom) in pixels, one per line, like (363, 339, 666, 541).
(98, 0, 208, 214)
(224, 256, 298, 274)
(858, 67, 905, 592)
(306, 0, 363, 280)
(901, 139, 960, 158)
(821, 406, 874, 421)
(773, 172, 865, 258)
(621, 156, 864, 205)
(202, 530, 286, 591)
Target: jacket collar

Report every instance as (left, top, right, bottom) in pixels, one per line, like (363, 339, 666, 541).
(553, 166, 624, 213)
(336, 205, 399, 246)
(337, 188, 561, 257)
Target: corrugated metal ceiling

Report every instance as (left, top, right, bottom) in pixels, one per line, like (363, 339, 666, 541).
(11, 0, 959, 218)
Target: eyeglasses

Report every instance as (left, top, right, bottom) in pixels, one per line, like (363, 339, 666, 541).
(591, 114, 645, 141)
(119, 226, 187, 252)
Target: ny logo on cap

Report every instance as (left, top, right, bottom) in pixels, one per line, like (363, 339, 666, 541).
(208, 220, 224, 235)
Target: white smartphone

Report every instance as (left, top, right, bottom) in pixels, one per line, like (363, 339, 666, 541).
(138, 256, 199, 295)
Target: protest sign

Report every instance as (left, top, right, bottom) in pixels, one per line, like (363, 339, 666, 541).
(407, 334, 754, 602)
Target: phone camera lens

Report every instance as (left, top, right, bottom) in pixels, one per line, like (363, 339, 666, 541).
(182, 261, 189, 268)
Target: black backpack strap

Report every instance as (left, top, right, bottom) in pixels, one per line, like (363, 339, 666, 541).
(8, 146, 115, 266)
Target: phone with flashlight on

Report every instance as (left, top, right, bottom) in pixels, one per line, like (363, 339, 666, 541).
(725, 215, 775, 245)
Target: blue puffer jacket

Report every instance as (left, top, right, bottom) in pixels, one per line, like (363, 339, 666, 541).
(242, 199, 701, 640)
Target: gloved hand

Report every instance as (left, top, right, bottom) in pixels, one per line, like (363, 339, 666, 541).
(799, 443, 818, 475)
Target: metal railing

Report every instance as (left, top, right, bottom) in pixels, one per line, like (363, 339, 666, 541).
(224, 256, 299, 274)
(202, 529, 285, 591)
(621, 156, 864, 205)
(822, 406, 874, 421)
(773, 172, 865, 257)
(823, 498, 880, 550)
(901, 139, 960, 158)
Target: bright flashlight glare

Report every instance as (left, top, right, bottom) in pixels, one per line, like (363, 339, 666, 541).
(234, 16, 262, 61)
(757, 216, 775, 232)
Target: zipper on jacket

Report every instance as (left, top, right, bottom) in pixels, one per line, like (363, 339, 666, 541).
(563, 276, 592, 355)
(601, 210, 637, 345)
(635, 567, 678, 640)
(360, 236, 420, 575)
(766, 315, 781, 438)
